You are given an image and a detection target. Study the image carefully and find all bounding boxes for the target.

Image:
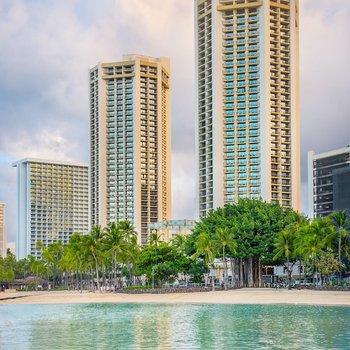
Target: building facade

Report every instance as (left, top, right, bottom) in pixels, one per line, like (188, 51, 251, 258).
(0, 203, 6, 257)
(333, 167, 350, 213)
(148, 219, 195, 242)
(308, 146, 350, 218)
(90, 55, 171, 245)
(195, 0, 300, 218)
(13, 159, 89, 259)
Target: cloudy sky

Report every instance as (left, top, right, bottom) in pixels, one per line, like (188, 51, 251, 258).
(0, 0, 349, 246)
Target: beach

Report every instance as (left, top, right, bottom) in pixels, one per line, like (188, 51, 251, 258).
(1, 288, 350, 306)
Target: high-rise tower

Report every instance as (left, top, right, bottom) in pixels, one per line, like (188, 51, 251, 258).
(0, 203, 6, 257)
(90, 55, 171, 245)
(195, 0, 300, 217)
(308, 146, 350, 218)
(13, 159, 89, 259)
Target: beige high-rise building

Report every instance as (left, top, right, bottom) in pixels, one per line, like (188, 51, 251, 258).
(149, 219, 195, 242)
(195, 0, 300, 217)
(13, 159, 89, 259)
(0, 203, 6, 257)
(90, 55, 171, 245)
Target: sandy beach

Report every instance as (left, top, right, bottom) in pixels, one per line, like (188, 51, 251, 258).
(1, 288, 350, 306)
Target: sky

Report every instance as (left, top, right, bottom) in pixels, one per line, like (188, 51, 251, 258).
(0, 0, 349, 246)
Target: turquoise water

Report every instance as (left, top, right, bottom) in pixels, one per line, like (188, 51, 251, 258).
(0, 303, 349, 349)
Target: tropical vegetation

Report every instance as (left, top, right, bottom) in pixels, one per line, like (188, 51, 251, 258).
(1, 200, 349, 291)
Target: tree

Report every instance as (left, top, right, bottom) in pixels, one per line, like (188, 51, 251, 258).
(289, 213, 309, 285)
(186, 259, 209, 283)
(136, 241, 187, 287)
(83, 225, 104, 292)
(317, 251, 345, 284)
(330, 211, 350, 270)
(300, 218, 332, 286)
(104, 222, 130, 290)
(0, 255, 15, 285)
(214, 227, 237, 290)
(190, 199, 296, 287)
(273, 227, 296, 289)
(27, 255, 46, 291)
(272, 212, 309, 289)
(15, 258, 31, 279)
(195, 232, 217, 291)
(66, 233, 85, 292)
(171, 234, 187, 252)
(42, 241, 64, 288)
(118, 221, 138, 286)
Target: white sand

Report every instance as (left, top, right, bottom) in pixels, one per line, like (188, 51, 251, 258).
(1, 289, 350, 306)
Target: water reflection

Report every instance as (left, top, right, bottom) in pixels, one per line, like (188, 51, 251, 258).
(0, 303, 349, 349)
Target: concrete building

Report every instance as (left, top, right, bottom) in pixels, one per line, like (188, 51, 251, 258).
(0, 203, 6, 257)
(308, 146, 350, 218)
(148, 219, 195, 242)
(195, 0, 300, 218)
(13, 158, 89, 259)
(333, 167, 350, 213)
(90, 55, 171, 246)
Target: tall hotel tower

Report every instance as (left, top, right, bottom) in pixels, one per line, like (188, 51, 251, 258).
(195, 0, 300, 217)
(90, 55, 171, 245)
(13, 159, 89, 259)
(0, 203, 6, 257)
(308, 146, 350, 218)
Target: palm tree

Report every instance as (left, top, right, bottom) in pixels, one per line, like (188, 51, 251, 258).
(42, 241, 64, 288)
(301, 218, 332, 286)
(149, 231, 162, 247)
(119, 221, 138, 286)
(68, 233, 85, 292)
(171, 234, 186, 252)
(148, 231, 162, 288)
(83, 225, 104, 292)
(214, 227, 237, 290)
(273, 227, 296, 289)
(28, 255, 46, 291)
(286, 211, 309, 288)
(119, 220, 137, 242)
(330, 211, 350, 263)
(290, 214, 309, 286)
(195, 232, 216, 291)
(330, 210, 350, 283)
(104, 222, 129, 290)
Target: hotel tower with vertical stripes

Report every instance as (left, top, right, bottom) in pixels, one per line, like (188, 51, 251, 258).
(195, 0, 300, 217)
(90, 55, 171, 245)
(13, 159, 89, 260)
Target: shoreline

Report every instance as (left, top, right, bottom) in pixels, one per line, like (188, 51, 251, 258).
(1, 288, 350, 306)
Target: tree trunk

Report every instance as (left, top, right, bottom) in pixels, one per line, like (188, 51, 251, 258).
(87, 269, 90, 291)
(223, 247, 227, 290)
(102, 264, 107, 293)
(239, 258, 244, 287)
(338, 232, 342, 285)
(128, 263, 133, 287)
(93, 257, 101, 293)
(287, 256, 291, 290)
(114, 253, 118, 291)
(211, 266, 215, 292)
(230, 258, 234, 288)
(247, 257, 253, 287)
(65, 270, 68, 288)
(298, 258, 302, 290)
